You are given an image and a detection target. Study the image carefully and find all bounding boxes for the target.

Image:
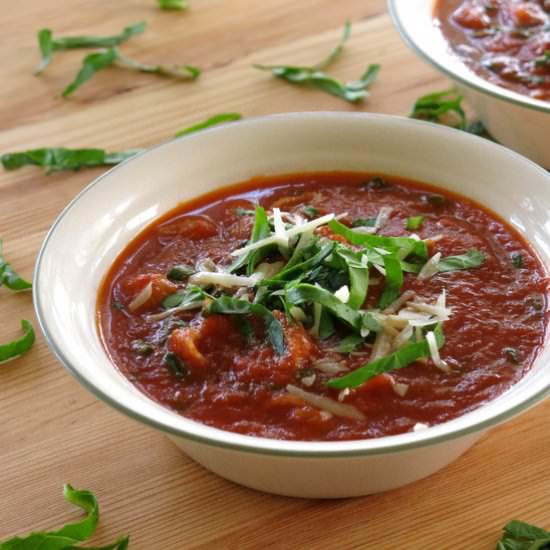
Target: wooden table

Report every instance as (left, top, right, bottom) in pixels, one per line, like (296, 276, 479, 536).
(1, 1, 549, 548)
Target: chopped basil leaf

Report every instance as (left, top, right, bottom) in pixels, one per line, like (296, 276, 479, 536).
(438, 249, 485, 272)
(327, 323, 444, 389)
(497, 520, 550, 550)
(302, 205, 319, 219)
(0, 320, 35, 364)
(254, 22, 380, 103)
(333, 246, 369, 309)
(63, 47, 200, 97)
(511, 252, 523, 269)
(112, 301, 125, 311)
(175, 113, 242, 137)
(237, 317, 254, 341)
(0, 484, 129, 549)
(35, 22, 146, 74)
(409, 88, 467, 129)
(331, 333, 364, 354)
(62, 48, 119, 97)
(405, 216, 424, 230)
(378, 255, 403, 309)
(230, 206, 271, 275)
(0, 241, 32, 291)
(131, 339, 154, 356)
(162, 285, 205, 309)
(207, 296, 285, 355)
(503, 347, 520, 364)
(1, 147, 140, 173)
(329, 219, 428, 259)
(164, 352, 187, 378)
(422, 193, 448, 207)
(167, 264, 194, 281)
(351, 217, 376, 228)
(158, 0, 189, 8)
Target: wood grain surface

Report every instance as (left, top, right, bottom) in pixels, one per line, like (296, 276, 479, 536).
(1, 1, 549, 548)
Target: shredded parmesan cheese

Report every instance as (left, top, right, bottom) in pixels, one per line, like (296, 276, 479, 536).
(426, 331, 451, 373)
(314, 360, 348, 374)
(383, 290, 416, 314)
(413, 422, 429, 432)
(272, 207, 289, 248)
(392, 382, 410, 397)
(334, 285, 350, 303)
(128, 281, 153, 313)
(286, 384, 365, 420)
(189, 271, 259, 288)
(145, 300, 205, 322)
(418, 252, 442, 280)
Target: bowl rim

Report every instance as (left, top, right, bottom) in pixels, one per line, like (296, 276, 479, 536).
(387, 0, 550, 115)
(33, 111, 550, 458)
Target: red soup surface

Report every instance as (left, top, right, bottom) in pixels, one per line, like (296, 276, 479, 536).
(435, 0, 550, 101)
(97, 173, 548, 441)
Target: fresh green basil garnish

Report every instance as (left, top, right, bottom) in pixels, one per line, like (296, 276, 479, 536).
(302, 206, 319, 219)
(2, 113, 241, 173)
(131, 339, 155, 356)
(496, 519, 550, 550)
(405, 216, 424, 230)
(167, 264, 194, 281)
(175, 113, 242, 137)
(328, 323, 444, 389)
(207, 296, 284, 355)
(162, 285, 205, 310)
(535, 51, 550, 68)
(35, 22, 146, 74)
(333, 246, 369, 309)
(1, 147, 140, 173)
(438, 249, 485, 272)
(158, 0, 189, 8)
(0, 320, 35, 364)
(230, 206, 271, 275)
(0, 241, 32, 291)
(409, 88, 467, 129)
(379, 255, 403, 309)
(331, 333, 364, 354)
(62, 47, 200, 97)
(511, 252, 523, 269)
(351, 217, 376, 228)
(0, 484, 129, 549)
(164, 352, 188, 378)
(254, 22, 380, 103)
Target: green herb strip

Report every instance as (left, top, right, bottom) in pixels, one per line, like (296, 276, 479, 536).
(162, 285, 205, 310)
(0, 484, 129, 549)
(328, 323, 444, 389)
(207, 296, 285, 355)
(333, 246, 369, 309)
(328, 219, 428, 259)
(254, 22, 380, 103)
(34, 21, 145, 74)
(0, 241, 32, 291)
(438, 249, 485, 272)
(158, 0, 189, 9)
(0, 320, 35, 364)
(164, 352, 188, 378)
(496, 519, 550, 550)
(229, 206, 271, 275)
(175, 113, 242, 137)
(405, 216, 424, 230)
(332, 333, 364, 354)
(409, 88, 467, 129)
(378, 255, 403, 309)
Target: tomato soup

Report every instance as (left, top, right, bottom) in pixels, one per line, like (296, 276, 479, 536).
(435, 0, 550, 101)
(97, 173, 548, 441)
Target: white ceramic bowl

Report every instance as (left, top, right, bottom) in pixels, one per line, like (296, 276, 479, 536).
(388, 0, 550, 168)
(34, 113, 550, 498)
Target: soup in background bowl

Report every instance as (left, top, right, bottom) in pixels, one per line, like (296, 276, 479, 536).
(34, 113, 550, 497)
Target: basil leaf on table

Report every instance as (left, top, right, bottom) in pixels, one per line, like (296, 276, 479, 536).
(496, 519, 550, 550)
(409, 88, 467, 129)
(207, 296, 285, 355)
(34, 22, 146, 74)
(0, 241, 32, 291)
(0, 320, 35, 364)
(1, 113, 241, 173)
(327, 323, 444, 389)
(0, 484, 129, 549)
(175, 113, 242, 137)
(254, 22, 380, 103)
(438, 249, 485, 272)
(1, 148, 141, 173)
(158, 0, 189, 9)
(62, 47, 200, 97)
